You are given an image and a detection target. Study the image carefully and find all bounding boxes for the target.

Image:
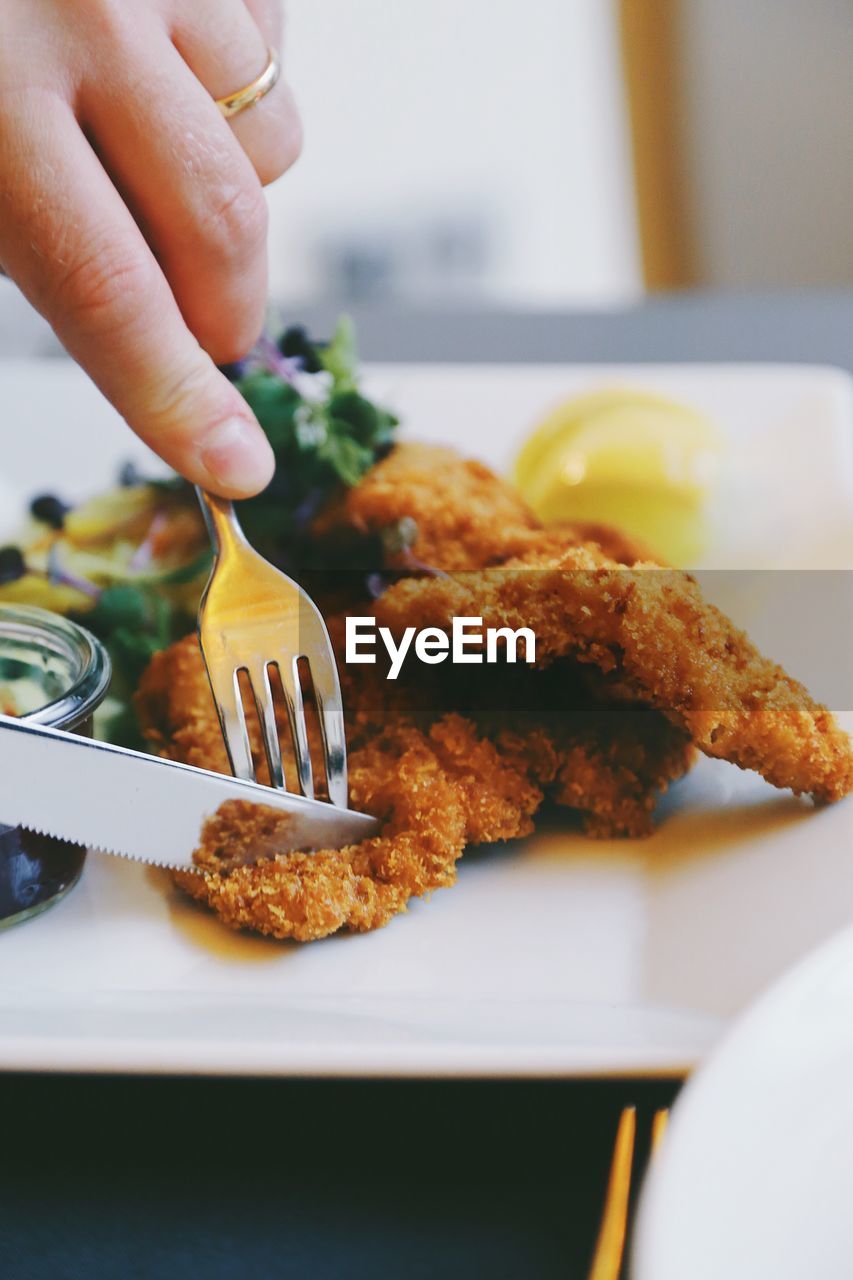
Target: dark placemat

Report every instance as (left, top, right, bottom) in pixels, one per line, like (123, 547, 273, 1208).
(0, 1073, 681, 1279)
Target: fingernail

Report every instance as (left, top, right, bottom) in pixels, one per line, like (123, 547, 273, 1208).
(199, 418, 275, 494)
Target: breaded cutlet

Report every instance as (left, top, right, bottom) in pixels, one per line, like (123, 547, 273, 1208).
(375, 539, 853, 803)
(318, 442, 852, 801)
(136, 632, 692, 940)
(311, 441, 655, 570)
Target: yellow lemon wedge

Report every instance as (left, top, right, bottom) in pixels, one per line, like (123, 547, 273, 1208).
(513, 388, 722, 565)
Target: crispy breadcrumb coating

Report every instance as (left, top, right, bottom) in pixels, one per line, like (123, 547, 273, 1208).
(172, 715, 543, 941)
(136, 634, 692, 940)
(313, 442, 655, 572)
(320, 443, 852, 801)
(312, 442, 539, 570)
(375, 540, 853, 803)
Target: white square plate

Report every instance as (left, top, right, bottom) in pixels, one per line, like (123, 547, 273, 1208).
(2, 359, 852, 1077)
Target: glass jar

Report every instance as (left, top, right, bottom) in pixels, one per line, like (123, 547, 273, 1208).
(0, 604, 111, 928)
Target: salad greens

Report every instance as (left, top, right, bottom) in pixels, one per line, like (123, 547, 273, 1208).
(0, 317, 398, 744)
(233, 318, 397, 555)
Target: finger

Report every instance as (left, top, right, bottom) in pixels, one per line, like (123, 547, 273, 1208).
(0, 93, 274, 498)
(78, 25, 269, 365)
(243, 0, 284, 47)
(171, 0, 301, 186)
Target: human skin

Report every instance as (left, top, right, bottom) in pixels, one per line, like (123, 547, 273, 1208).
(0, 0, 301, 496)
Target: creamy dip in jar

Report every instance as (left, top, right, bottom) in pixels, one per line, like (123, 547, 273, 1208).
(0, 605, 110, 928)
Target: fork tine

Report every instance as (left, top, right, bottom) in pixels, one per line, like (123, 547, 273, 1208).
(196, 492, 357, 808)
(275, 658, 315, 800)
(205, 663, 255, 782)
(248, 661, 285, 790)
(306, 651, 348, 808)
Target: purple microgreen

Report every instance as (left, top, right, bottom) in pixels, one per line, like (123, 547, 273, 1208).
(291, 489, 328, 533)
(255, 335, 304, 385)
(397, 549, 451, 578)
(366, 571, 389, 600)
(47, 545, 101, 601)
(128, 510, 169, 573)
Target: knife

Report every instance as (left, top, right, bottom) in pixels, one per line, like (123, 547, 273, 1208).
(0, 713, 378, 870)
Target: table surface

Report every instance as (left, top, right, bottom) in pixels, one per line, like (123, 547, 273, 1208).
(2, 287, 850, 1279)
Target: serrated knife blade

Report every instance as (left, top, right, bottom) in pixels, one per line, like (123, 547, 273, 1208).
(0, 713, 378, 870)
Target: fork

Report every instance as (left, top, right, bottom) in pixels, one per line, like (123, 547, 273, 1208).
(195, 488, 348, 808)
(587, 1107, 669, 1280)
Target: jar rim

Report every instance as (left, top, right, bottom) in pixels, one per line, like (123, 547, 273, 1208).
(0, 603, 111, 730)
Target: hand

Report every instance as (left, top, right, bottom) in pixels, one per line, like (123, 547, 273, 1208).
(0, 0, 301, 496)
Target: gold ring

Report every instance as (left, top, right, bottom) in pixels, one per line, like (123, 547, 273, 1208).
(216, 47, 281, 119)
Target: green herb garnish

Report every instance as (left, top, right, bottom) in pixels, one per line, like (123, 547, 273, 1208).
(232, 318, 397, 556)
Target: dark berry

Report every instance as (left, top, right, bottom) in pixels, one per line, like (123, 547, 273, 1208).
(279, 326, 324, 373)
(218, 359, 250, 382)
(30, 494, 70, 529)
(118, 461, 143, 487)
(0, 546, 26, 585)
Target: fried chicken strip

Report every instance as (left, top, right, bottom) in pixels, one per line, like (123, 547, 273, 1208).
(318, 442, 851, 800)
(312, 442, 538, 570)
(312, 441, 653, 570)
(374, 540, 853, 803)
(136, 633, 691, 940)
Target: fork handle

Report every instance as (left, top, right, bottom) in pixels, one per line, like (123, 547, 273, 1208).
(195, 487, 248, 560)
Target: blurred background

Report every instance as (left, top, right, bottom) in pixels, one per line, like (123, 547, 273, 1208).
(3, 0, 851, 359)
(266, 0, 853, 308)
